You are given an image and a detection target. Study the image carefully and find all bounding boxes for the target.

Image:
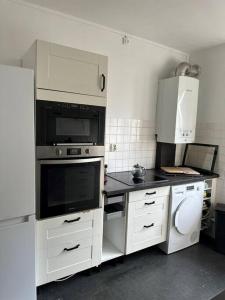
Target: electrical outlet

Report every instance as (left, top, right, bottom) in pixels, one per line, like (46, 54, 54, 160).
(109, 143, 117, 152)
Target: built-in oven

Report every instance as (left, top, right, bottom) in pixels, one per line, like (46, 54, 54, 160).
(36, 150, 104, 219)
(36, 100, 105, 147)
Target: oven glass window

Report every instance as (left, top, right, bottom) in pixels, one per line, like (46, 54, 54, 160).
(56, 118, 90, 136)
(40, 161, 101, 218)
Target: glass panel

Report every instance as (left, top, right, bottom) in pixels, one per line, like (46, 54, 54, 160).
(47, 165, 95, 207)
(56, 118, 90, 136)
(184, 144, 216, 171)
(40, 161, 100, 218)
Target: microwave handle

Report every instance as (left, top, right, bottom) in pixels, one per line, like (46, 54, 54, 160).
(39, 157, 103, 165)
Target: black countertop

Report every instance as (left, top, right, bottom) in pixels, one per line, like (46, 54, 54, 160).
(104, 169, 219, 197)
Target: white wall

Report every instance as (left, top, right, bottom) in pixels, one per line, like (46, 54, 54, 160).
(0, 0, 188, 171)
(191, 45, 225, 204)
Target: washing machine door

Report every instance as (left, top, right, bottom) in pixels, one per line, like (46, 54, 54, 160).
(175, 195, 202, 235)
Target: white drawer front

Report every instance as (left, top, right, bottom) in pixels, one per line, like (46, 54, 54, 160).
(129, 186, 170, 203)
(134, 196, 169, 216)
(47, 232, 93, 258)
(134, 210, 163, 233)
(48, 245, 92, 273)
(133, 225, 163, 243)
(43, 211, 93, 238)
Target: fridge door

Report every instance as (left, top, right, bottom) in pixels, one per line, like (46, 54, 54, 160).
(0, 215, 36, 300)
(0, 65, 35, 220)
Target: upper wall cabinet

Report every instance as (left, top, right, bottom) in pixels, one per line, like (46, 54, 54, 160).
(156, 76, 199, 144)
(23, 40, 108, 106)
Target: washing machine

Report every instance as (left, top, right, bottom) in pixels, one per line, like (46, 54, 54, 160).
(159, 181, 204, 254)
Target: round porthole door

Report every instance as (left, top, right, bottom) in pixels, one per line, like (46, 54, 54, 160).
(174, 195, 202, 235)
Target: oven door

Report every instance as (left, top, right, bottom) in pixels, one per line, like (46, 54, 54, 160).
(37, 157, 104, 219)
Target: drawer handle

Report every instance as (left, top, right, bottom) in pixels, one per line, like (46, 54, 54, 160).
(144, 223, 154, 228)
(64, 217, 81, 223)
(145, 201, 155, 205)
(64, 244, 80, 252)
(146, 192, 156, 196)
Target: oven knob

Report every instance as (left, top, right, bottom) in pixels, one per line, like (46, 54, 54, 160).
(85, 148, 90, 154)
(56, 148, 63, 156)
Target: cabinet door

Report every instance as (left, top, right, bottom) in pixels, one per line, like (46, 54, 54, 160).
(36, 40, 107, 99)
(0, 216, 36, 300)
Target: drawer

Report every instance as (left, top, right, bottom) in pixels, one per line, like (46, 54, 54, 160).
(47, 232, 93, 258)
(47, 244, 92, 273)
(134, 195, 168, 216)
(41, 211, 93, 239)
(129, 186, 170, 203)
(133, 224, 163, 243)
(134, 210, 163, 233)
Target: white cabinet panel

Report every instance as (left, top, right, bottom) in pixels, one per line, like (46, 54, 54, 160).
(0, 216, 36, 300)
(129, 186, 170, 203)
(0, 65, 35, 220)
(23, 40, 108, 106)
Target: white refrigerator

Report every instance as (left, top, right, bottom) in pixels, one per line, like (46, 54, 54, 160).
(0, 65, 36, 300)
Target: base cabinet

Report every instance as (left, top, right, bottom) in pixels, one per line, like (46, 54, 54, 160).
(36, 208, 103, 286)
(126, 186, 170, 254)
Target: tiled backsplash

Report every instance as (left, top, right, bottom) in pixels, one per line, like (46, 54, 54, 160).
(196, 122, 225, 202)
(105, 117, 156, 172)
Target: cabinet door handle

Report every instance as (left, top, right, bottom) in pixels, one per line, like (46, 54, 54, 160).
(144, 223, 154, 228)
(146, 191, 156, 196)
(101, 74, 106, 92)
(64, 217, 80, 223)
(64, 244, 80, 252)
(145, 201, 155, 205)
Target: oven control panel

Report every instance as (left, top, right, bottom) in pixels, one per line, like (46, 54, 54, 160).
(37, 146, 104, 159)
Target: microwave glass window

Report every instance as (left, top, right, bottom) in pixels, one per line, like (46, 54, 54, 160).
(36, 100, 105, 146)
(56, 117, 90, 136)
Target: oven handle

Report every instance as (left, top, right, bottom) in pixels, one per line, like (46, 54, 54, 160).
(39, 157, 103, 165)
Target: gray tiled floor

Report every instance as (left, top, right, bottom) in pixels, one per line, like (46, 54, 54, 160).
(38, 243, 225, 300)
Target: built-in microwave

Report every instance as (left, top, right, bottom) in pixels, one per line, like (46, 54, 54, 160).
(36, 100, 106, 146)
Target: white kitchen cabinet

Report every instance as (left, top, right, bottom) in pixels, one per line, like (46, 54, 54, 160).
(126, 186, 170, 254)
(36, 208, 103, 286)
(23, 40, 108, 106)
(156, 76, 199, 143)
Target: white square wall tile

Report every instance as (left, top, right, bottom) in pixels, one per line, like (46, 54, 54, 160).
(118, 119, 125, 126)
(110, 118, 118, 127)
(131, 127, 137, 136)
(131, 119, 138, 127)
(117, 135, 124, 143)
(110, 127, 118, 135)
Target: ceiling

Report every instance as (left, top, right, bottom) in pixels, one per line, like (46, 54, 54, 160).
(23, 0, 225, 53)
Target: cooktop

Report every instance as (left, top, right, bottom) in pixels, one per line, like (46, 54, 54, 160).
(107, 170, 168, 186)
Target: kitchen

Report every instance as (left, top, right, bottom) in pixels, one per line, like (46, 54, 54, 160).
(1, 1, 225, 300)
